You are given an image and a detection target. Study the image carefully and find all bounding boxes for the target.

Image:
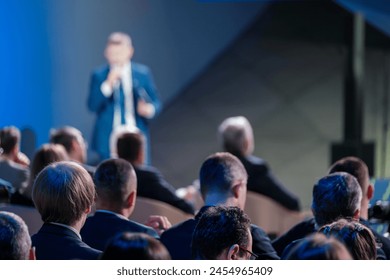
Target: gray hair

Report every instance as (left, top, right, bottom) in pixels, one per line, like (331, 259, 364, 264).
(0, 211, 31, 260)
(218, 116, 254, 156)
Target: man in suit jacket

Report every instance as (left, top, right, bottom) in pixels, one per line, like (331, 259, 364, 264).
(81, 158, 162, 251)
(272, 172, 366, 257)
(160, 152, 279, 260)
(88, 32, 161, 162)
(218, 116, 300, 211)
(115, 131, 195, 215)
(31, 162, 101, 260)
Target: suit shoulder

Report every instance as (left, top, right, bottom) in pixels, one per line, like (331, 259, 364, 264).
(92, 64, 109, 76)
(132, 62, 151, 74)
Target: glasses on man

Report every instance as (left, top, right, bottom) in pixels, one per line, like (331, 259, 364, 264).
(239, 247, 258, 260)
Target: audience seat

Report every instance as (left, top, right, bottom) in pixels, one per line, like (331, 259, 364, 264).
(244, 191, 311, 238)
(131, 197, 193, 226)
(0, 204, 42, 235)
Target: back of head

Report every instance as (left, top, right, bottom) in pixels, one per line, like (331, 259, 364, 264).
(93, 158, 136, 210)
(284, 233, 352, 260)
(312, 172, 362, 227)
(218, 116, 254, 157)
(191, 206, 251, 260)
(49, 126, 86, 163)
(30, 143, 69, 184)
(101, 232, 170, 260)
(328, 157, 370, 195)
(0, 126, 20, 155)
(319, 219, 377, 260)
(116, 131, 144, 165)
(32, 161, 95, 225)
(199, 152, 247, 199)
(0, 211, 31, 260)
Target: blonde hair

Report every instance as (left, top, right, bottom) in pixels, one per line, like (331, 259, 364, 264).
(32, 161, 95, 225)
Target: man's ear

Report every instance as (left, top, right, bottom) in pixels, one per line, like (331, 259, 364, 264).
(29, 247, 36, 260)
(227, 244, 240, 260)
(125, 191, 136, 208)
(353, 209, 360, 220)
(367, 184, 374, 200)
(85, 206, 92, 215)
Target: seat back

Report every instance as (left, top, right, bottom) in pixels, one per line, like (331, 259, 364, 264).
(0, 204, 43, 235)
(131, 197, 193, 226)
(244, 191, 311, 237)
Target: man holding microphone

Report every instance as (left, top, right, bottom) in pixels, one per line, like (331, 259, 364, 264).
(88, 32, 161, 163)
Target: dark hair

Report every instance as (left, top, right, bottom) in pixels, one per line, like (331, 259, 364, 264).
(117, 132, 144, 164)
(319, 219, 377, 260)
(29, 144, 68, 188)
(191, 206, 251, 260)
(199, 152, 247, 198)
(0, 126, 20, 154)
(328, 157, 369, 194)
(101, 232, 170, 260)
(49, 126, 84, 154)
(93, 158, 136, 207)
(312, 172, 362, 226)
(283, 233, 352, 260)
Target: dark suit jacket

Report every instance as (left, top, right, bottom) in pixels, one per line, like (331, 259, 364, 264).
(238, 155, 301, 211)
(32, 223, 101, 260)
(134, 165, 195, 215)
(272, 217, 390, 259)
(80, 211, 159, 251)
(88, 62, 161, 160)
(160, 206, 279, 260)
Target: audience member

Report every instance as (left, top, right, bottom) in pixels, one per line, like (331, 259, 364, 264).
(115, 130, 195, 215)
(161, 152, 279, 260)
(218, 116, 300, 211)
(328, 156, 390, 259)
(283, 233, 352, 260)
(319, 219, 377, 260)
(0, 126, 30, 200)
(19, 143, 69, 206)
(50, 126, 95, 176)
(192, 206, 254, 260)
(101, 232, 171, 260)
(32, 161, 101, 259)
(272, 172, 362, 256)
(81, 158, 164, 251)
(0, 211, 35, 260)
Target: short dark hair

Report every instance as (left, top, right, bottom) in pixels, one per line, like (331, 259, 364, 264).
(93, 158, 136, 206)
(283, 233, 352, 260)
(29, 143, 69, 187)
(49, 126, 84, 154)
(117, 132, 144, 164)
(199, 152, 247, 198)
(328, 156, 369, 194)
(319, 218, 377, 260)
(0, 211, 31, 260)
(0, 126, 20, 154)
(312, 172, 362, 226)
(191, 206, 251, 260)
(101, 232, 170, 260)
